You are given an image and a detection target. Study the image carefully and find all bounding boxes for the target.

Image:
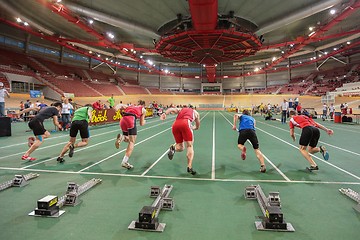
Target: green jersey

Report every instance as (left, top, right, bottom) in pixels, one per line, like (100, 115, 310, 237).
(108, 97, 115, 107)
(72, 106, 92, 122)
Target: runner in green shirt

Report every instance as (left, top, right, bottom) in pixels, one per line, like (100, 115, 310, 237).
(57, 104, 93, 163)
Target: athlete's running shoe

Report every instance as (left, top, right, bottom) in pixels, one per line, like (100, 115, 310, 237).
(57, 157, 65, 163)
(319, 145, 329, 161)
(69, 144, 75, 158)
(260, 165, 266, 173)
(168, 145, 175, 160)
(121, 162, 134, 169)
(241, 146, 247, 160)
(21, 155, 36, 161)
(115, 134, 124, 149)
(187, 167, 197, 175)
(306, 165, 319, 172)
(28, 137, 35, 147)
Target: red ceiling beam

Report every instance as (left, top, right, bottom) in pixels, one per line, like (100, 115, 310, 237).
(259, 0, 360, 74)
(188, 0, 218, 32)
(36, 0, 163, 74)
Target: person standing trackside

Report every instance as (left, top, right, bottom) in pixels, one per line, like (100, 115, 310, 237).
(107, 94, 115, 109)
(281, 99, 289, 124)
(160, 106, 200, 175)
(114, 100, 147, 169)
(232, 109, 266, 173)
(288, 110, 333, 171)
(0, 82, 10, 117)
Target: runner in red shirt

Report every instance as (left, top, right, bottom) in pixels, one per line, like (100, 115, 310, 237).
(161, 106, 200, 175)
(289, 110, 334, 171)
(114, 100, 146, 169)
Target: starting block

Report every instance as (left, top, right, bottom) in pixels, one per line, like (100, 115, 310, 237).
(0, 173, 39, 192)
(129, 185, 174, 232)
(339, 188, 360, 213)
(29, 178, 102, 218)
(28, 195, 65, 217)
(245, 185, 295, 232)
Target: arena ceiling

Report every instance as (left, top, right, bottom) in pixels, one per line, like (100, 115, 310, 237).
(0, 0, 360, 82)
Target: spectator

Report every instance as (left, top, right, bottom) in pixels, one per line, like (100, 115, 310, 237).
(92, 100, 103, 110)
(0, 82, 10, 117)
(107, 94, 115, 109)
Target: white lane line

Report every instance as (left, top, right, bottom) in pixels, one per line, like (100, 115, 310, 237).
(255, 126, 360, 181)
(141, 149, 169, 176)
(211, 111, 216, 179)
(0, 116, 168, 150)
(78, 127, 172, 172)
(220, 112, 291, 181)
(21, 118, 175, 169)
(1, 166, 360, 185)
(139, 111, 211, 176)
(256, 120, 360, 157)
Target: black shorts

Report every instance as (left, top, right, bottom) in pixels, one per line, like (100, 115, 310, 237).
(70, 120, 90, 138)
(28, 119, 46, 136)
(238, 129, 259, 149)
(299, 126, 320, 147)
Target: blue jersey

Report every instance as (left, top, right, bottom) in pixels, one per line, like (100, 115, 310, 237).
(239, 114, 255, 131)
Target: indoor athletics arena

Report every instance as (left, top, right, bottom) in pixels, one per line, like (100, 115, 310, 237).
(0, 0, 360, 239)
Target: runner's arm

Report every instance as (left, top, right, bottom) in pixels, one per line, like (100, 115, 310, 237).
(193, 110, 200, 130)
(52, 115, 62, 130)
(139, 108, 146, 126)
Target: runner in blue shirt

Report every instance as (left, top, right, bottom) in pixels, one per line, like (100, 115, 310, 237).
(232, 109, 266, 173)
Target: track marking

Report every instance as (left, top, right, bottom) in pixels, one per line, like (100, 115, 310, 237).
(256, 120, 360, 157)
(141, 149, 169, 176)
(78, 127, 172, 172)
(1, 166, 359, 185)
(220, 112, 291, 181)
(211, 112, 216, 179)
(21, 118, 175, 169)
(139, 112, 210, 176)
(0, 116, 169, 150)
(254, 125, 360, 181)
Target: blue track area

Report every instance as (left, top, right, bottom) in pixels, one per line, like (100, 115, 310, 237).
(0, 111, 359, 240)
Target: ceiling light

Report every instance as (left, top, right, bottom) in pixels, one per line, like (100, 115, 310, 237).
(330, 9, 336, 15)
(254, 67, 259, 72)
(97, 54, 101, 57)
(195, 76, 200, 78)
(164, 69, 169, 73)
(16, 17, 22, 22)
(56, 0, 62, 3)
(333, 48, 337, 51)
(23, 22, 29, 26)
(309, 27, 314, 31)
(89, 50, 92, 54)
(319, 54, 322, 57)
(272, 57, 276, 61)
(223, 76, 228, 78)
(107, 32, 114, 39)
(347, 41, 351, 45)
(88, 19, 94, 24)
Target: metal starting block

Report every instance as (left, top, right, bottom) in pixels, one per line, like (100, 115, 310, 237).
(29, 178, 102, 217)
(28, 195, 65, 218)
(245, 185, 295, 232)
(0, 173, 39, 192)
(339, 188, 360, 213)
(129, 185, 174, 232)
